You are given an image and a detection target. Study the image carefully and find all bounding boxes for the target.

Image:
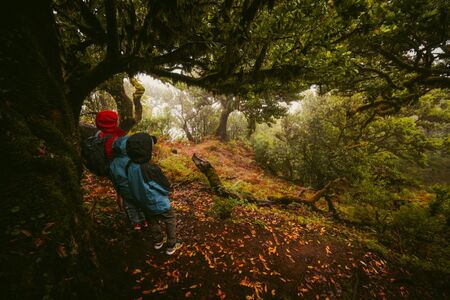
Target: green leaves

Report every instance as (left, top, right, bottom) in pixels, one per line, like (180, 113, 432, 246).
(252, 89, 447, 190)
(55, 0, 448, 128)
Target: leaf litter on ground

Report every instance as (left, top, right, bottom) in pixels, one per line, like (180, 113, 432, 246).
(82, 139, 445, 299)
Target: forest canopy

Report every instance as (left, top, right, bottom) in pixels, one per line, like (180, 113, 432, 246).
(54, 0, 450, 113)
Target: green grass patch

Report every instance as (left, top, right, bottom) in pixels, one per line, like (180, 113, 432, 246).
(224, 180, 254, 194)
(158, 154, 203, 182)
(209, 197, 240, 220)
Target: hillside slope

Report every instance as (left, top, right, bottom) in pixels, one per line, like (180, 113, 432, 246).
(83, 139, 448, 299)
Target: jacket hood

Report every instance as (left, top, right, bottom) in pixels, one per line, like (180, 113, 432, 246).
(112, 136, 129, 158)
(126, 132, 157, 164)
(95, 110, 118, 133)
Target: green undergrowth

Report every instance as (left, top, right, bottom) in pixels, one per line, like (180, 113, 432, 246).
(209, 197, 243, 220)
(158, 154, 205, 183)
(223, 180, 263, 199)
(222, 176, 296, 201)
(356, 233, 450, 274)
(331, 216, 450, 275)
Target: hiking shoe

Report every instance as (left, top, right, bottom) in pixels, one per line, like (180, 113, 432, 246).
(133, 223, 142, 231)
(166, 242, 182, 255)
(154, 236, 167, 250)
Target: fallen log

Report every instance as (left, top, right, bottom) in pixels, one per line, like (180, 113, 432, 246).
(191, 153, 341, 218)
(192, 153, 257, 202)
(192, 153, 227, 196)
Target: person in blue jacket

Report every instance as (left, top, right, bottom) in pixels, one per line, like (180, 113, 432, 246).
(126, 132, 182, 255)
(110, 136, 147, 231)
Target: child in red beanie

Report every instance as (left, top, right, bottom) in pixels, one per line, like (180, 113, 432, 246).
(94, 110, 148, 231)
(95, 110, 126, 161)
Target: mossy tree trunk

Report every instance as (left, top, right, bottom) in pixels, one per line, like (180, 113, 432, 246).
(103, 74, 135, 130)
(0, 1, 100, 298)
(192, 154, 257, 202)
(130, 77, 144, 124)
(192, 154, 226, 195)
(103, 74, 145, 132)
(192, 154, 341, 218)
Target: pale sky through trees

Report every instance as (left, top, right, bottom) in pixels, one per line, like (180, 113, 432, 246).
(127, 74, 307, 119)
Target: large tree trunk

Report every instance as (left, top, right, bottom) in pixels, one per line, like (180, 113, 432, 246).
(1, 2, 100, 298)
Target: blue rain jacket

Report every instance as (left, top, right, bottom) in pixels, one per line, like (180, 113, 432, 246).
(126, 133, 171, 215)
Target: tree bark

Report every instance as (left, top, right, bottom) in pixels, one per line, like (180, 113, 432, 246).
(192, 153, 258, 202)
(215, 95, 236, 141)
(183, 122, 196, 143)
(215, 109, 232, 141)
(267, 178, 344, 218)
(1, 2, 100, 298)
(103, 74, 136, 131)
(246, 116, 257, 138)
(130, 77, 144, 123)
(102, 75, 145, 132)
(68, 57, 128, 119)
(192, 154, 227, 195)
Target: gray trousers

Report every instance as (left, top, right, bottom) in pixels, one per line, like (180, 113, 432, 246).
(123, 198, 146, 224)
(146, 209, 177, 246)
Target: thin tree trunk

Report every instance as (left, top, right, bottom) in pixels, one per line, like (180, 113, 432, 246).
(215, 109, 231, 141)
(102, 75, 145, 132)
(247, 116, 256, 138)
(325, 195, 339, 219)
(215, 95, 235, 141)
(103, 74, 136, 131)
(130, 77, 144, 123)
(183, 122, 196, 143)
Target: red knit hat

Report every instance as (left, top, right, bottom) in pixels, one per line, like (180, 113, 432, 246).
(95, 110, 118, 132)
